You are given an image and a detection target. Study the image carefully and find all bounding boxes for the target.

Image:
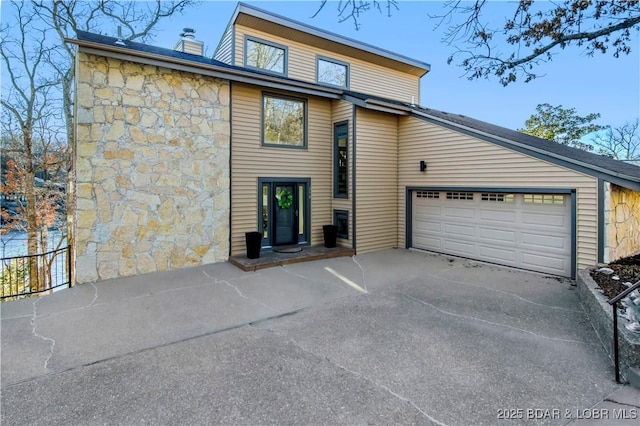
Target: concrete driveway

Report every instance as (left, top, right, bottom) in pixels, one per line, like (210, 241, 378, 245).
(1, 249, 638, 425)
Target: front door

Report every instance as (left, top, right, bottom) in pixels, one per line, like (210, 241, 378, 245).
(273, 184, 298, 245)
(260, 179, 309, 247)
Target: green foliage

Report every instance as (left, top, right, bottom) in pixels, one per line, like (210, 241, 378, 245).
(520, 103, 604, 151)
(1, 259, 29, 301)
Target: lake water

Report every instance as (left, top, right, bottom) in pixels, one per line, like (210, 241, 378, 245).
(0, 230, 67, 258)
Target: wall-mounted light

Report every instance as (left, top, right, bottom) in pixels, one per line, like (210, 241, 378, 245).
(419, 160, 427, 172)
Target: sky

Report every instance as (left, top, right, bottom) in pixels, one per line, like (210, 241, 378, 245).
(145, 0, 640, 131)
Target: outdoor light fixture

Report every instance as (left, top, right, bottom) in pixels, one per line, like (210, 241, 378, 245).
(420, 160, 427, 172)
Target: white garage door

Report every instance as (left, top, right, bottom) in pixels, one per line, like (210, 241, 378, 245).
(411, 191, 572, 276)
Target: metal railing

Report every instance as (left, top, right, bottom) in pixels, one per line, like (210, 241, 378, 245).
(1, 246, 71, 300)
(607, 279, 640, 383)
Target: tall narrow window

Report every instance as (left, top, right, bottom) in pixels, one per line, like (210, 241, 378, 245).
(317, 57, 349, 88)
(245, 37, 286, 74)
(334, 122, 348, 198)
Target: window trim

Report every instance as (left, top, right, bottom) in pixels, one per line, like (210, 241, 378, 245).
(244, 35, 288, 76)
(316, 55, 350, 89)
(334, 209, 349, 240)
(261, 92, 308, 149)
(333, 121, 349, 198)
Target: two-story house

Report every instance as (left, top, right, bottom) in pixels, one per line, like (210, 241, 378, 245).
(69, 2, 639, 284)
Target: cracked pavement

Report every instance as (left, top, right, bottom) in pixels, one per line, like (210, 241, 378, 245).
(2, 249, 638, 425)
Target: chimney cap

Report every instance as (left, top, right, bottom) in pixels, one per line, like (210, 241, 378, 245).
(180, 28, 196, 39)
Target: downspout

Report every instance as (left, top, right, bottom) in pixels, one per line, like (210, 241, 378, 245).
(352, 104, 357, 253)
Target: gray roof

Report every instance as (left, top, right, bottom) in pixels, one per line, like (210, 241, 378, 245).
(69, 31, 639, 191)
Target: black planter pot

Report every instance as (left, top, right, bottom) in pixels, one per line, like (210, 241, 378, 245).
(323, 225, 338, 248)
(245, 231, 262, 259)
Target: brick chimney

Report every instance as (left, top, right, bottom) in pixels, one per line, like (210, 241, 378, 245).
(174, 28, 204, 56)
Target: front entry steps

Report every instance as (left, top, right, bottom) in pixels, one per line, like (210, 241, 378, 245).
(229, 245, 354, 272)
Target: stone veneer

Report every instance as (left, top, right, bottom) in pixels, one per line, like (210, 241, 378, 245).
(577, 269, 640, 383)
(604, 183, 640, 262)
(75, 53, 230, 283)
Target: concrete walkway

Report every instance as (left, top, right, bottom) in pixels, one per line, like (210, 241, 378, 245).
(1, 249, 638, 425)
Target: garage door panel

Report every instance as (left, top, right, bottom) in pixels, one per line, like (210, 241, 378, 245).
(444, 223, 475, 237)
(414, 205, 442, 216)
(412, 191, 572, 277)
(522, 212, 567, 227)
(521, 232, 567, 250)
(444, 240, 476, 256)
(478, 209, 517, 223)
(478, 227, 516, 243)
(413, 235, 441, 250)
(444, 206, 475, 219)
(521, 252, 567, 274)
(478, 245, 517, 263)
(414, 220, 442, 233)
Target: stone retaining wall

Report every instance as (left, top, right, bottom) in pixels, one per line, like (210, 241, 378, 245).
(75, 53, 230, 283)
(604, 183, 640, 262)
(576, 269, 640, 382)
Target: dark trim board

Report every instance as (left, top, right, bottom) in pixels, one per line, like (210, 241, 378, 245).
(405, 186, 577, 280)
(351, 105, 357, 252)
(228, 81, 234, 257)
(597, 178, 605, 263)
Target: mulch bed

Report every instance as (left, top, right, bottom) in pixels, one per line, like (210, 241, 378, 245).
(590, 253, 640, 300)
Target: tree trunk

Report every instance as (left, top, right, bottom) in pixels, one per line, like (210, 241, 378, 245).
(23, 127, 40, 292)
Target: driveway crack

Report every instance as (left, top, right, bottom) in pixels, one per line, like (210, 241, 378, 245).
(30, 297, 56, 370)
(430, 269, 583, 313)
(203, 270, 277, 313)
(256, 326, 448, 426)
(352, 255, 367, 291)
(403, 294, 592, 345)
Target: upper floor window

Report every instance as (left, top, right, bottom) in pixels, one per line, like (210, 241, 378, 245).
(317, 57, 349, 88)
(263, 94, 306, 148)
(245, 37, 286, 74)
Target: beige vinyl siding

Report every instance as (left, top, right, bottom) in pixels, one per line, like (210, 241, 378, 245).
(214, 25, 233, 64)
(356, 108, 399, 253)
(331, 100, 354, 247)
(398, 116, 599, 270)
(231, 83, 332, 254)
(234, 25, 419, 103)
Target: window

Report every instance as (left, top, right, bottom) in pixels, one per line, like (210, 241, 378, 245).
(245, 37, 286, 74)
(317, 57, 349, 88)
(334, 122, 348, 197)
(263, 94, 306, 147)
(524, 194, 565, 205)
(334, 210, 349, 239)
(481, 193, 514, 202)
(416, 191, 439, 199)
(446, 192, 474, 200)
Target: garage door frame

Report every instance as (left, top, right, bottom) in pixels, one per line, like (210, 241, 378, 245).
(405, 186, 577, 279)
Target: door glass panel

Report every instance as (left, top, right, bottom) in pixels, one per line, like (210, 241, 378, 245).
(262, 184, 269, 239)
(299, 185, 305, 237)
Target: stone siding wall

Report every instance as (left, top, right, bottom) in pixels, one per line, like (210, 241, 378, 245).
(604, 183, 640, 262)
(75, 52, 230, 283)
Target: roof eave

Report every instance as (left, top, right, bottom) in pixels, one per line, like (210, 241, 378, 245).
(65, 37, 343, 100)
(411, 109, 640, 190)
(234, 2, 431, 75)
